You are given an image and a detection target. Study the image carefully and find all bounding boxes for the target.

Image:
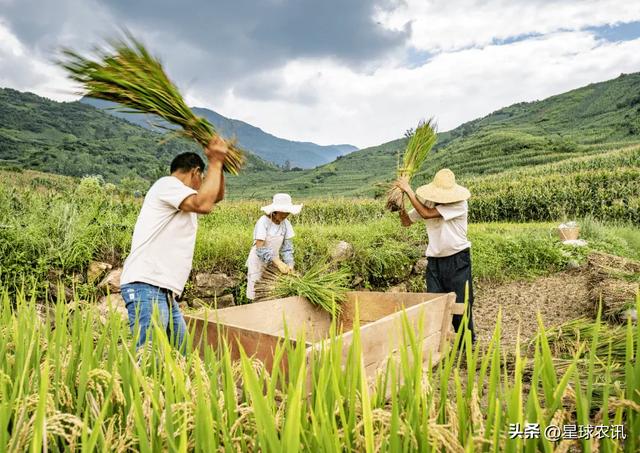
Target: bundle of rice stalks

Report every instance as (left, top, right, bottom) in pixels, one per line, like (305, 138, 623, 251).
(587, 251, 640, 271)
(254, 264, 351, 316)
(386, 119, 437, 212)
(587, 252, 640, 320)
(590, 279, 639, 319)
(536, 317, 628, 360)
(529, 317, 632, 407)
(58, 32, 244, 174)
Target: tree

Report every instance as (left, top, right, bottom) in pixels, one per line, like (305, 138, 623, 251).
(120, 174, 151, 196)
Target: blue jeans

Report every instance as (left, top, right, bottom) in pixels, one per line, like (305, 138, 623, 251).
(120, 282, 187, 351)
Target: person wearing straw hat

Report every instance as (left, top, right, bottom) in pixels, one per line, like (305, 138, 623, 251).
(395, 168, 476, 342)
(246, 193, 303, 301)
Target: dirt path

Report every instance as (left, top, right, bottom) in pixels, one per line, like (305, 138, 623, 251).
(473, 270, 591, 347)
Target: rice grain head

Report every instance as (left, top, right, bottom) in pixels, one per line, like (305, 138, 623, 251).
(387, 119, 437, 211)
(58, 32, 245, 174)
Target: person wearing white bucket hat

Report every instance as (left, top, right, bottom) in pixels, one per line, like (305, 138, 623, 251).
(395, 168, 475, 343)
(245, 193, 303, 300)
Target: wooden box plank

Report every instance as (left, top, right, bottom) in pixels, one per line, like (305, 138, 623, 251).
(185, 291, 461, 379)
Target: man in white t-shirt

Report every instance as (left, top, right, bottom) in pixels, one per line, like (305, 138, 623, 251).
(395, 168, 476, 343)
(120, 137, 228, 351)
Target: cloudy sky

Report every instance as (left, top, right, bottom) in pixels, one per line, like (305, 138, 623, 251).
(1, 0, 640, 148)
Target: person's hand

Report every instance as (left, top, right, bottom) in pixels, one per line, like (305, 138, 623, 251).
(273, 258, 290, 274)
(394, 177, 413, 195)
(204, 136, 229, 163)
(399, 208, 412, 227)
(286, 264, 295, 274)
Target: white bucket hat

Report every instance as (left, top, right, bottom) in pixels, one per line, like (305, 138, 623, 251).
(261, 193, 303, 215)
(416, 169, 471, 204)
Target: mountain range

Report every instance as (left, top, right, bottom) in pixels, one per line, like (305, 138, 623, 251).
(80, 97, 357, 169)
(1, 72, 639, 198)
(226, 72, 640, 198)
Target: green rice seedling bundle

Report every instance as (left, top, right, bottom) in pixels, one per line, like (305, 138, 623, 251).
(254, 263, 350, 316)
(386, 119, 437, 212)
(58, 33, 244, 174)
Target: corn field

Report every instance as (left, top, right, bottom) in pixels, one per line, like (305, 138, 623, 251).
(0, 289, 638, 452)
(469, 168, 640, 223)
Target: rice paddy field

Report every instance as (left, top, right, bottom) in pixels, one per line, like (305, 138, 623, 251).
(1, 167, 639, 451)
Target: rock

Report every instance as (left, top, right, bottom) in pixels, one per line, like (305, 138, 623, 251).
(191, 294, 235, 309)
(413, 257, 428, 275)
(217, 294, 235, 307)
(48, 282, 74, 302)
(98, 268, 122, 294)
(193, 272, 237, 297)
(47, 268, 64, 280)
(87, 261, 112, 283)
(389, 283, 408, 293)
(35, 303, 54, 323)
(566, 259, 581, 270)
(625, 308, 638, 323)
(97, 294, 129, 322)
(562, 239, 588, 247)
(352, 276, 364, 287)
(330, 241, 354, 262)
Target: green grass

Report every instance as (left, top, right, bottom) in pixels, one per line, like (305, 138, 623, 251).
(579, 216, 640, 261)
(1, 169, 638, 302)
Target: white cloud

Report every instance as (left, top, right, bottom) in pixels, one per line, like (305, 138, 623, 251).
(382, 0, 640, 52)
(0, 21, 74, 100)
(220, 31, 640, 147)
(1, 1, 640, 148)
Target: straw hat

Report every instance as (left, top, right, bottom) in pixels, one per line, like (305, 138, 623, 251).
(415, 169, 470, 204)
(261, 193, 303, 215)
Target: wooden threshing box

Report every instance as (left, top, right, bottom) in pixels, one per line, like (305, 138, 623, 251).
(186, 291, 464, 380)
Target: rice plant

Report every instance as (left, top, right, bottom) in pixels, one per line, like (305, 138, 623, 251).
(386, 119, 437, 212)
(1, 288, 638, 451)
(254, 263, 351, 316)
(58, 32, 244, 174)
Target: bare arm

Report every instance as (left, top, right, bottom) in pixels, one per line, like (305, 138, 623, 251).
(405, 191, 441, 219)
(179, 137, 228, 214)
(215, 172, 225, 203)
(394, 179, 442, 220)
(399, 209, 412, 227)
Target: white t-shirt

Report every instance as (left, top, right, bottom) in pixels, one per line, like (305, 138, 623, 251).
(408, 201, 471, 258)
(120, 176, 198, 296)
(252, 215, 295, 243)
